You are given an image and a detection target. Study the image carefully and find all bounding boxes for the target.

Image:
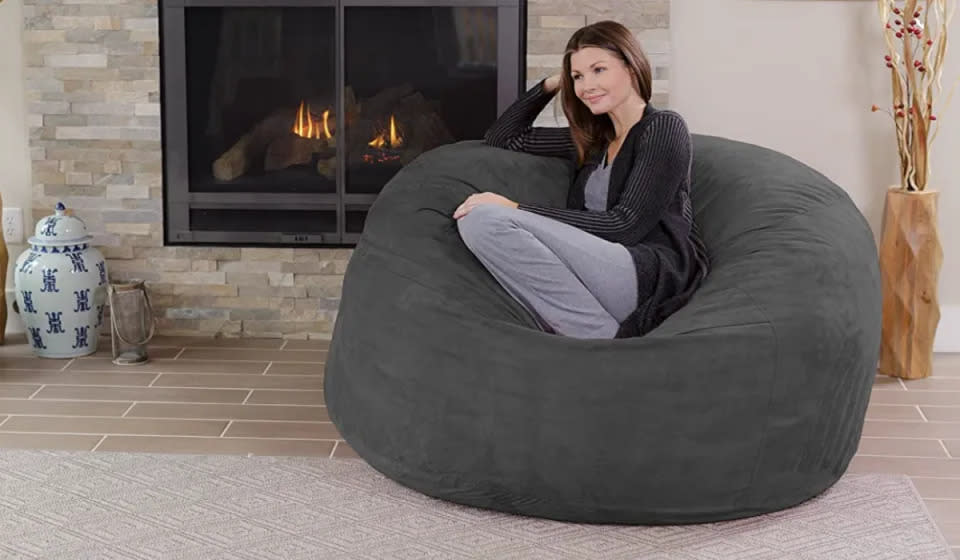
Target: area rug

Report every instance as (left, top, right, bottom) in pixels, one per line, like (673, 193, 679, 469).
(0, 448, 952, 559)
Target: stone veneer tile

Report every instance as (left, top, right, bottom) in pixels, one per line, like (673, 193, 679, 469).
(23, 0, 669, 338)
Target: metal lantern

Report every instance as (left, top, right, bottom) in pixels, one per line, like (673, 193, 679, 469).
(108, 279, 156, 365)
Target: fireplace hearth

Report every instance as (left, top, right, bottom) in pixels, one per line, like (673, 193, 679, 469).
(161, 0, 526, 246)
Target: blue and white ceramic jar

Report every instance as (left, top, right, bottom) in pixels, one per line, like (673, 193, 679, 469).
(14, 202, 108, 358)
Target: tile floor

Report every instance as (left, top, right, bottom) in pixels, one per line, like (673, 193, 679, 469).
(1, 335, 959, 556)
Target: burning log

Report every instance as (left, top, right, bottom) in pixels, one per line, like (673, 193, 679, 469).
(211, 88, 356, 181)
(317, 156, 336, 180)
(210, 83, 454, 182)
(349, 91, 453, 166)
(212, 112, 292, 181)
(264, 134, 332, 172)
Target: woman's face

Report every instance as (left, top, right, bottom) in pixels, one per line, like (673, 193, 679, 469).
(569, 46, 635, 115)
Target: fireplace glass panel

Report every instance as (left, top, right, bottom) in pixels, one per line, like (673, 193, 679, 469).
(344, 6, 499, 195)
(185, 7, 337, 194)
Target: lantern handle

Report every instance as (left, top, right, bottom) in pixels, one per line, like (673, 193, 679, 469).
(108, 281, 156, 347)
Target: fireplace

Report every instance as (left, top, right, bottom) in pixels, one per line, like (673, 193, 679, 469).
(160, 0, 526, 246)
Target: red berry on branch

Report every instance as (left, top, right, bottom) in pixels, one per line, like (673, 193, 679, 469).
(887, 23, 892, 28)
(896, 19, 902, 25)
(897, 110, 905, 117)
(928, 39, 934, 45)
(885, 55, 892, 61)
(898, 103, 905, 109)
(914, 60, 921, 66)
(896, 32, 903, 38)
(919, 67, 926, 72)
(911, 19, 917, 25)
(894, 7, 901, 14)
(931, 115, 937, 120)
(887, 62, 894, 68)
(871, 104, 880, 112)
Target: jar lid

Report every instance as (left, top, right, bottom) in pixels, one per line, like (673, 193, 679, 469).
(28, 202, 94, 247)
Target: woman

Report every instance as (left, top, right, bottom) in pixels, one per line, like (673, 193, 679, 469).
(454, 20, 709, 339)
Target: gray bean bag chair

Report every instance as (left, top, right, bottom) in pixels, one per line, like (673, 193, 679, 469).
(323, 134, 881, 524)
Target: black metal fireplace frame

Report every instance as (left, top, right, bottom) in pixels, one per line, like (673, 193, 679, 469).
(159, 0, 527, 247)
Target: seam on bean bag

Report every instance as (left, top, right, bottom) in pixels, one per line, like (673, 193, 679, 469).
(730, 284, 780, 511)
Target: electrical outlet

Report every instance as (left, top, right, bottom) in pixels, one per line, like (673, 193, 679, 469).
(2, 207, 24, 244)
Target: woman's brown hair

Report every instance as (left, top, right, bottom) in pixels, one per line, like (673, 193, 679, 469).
(557, 20, 653, 166)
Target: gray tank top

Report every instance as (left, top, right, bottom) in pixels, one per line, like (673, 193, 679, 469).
(585, 150, 612, 211)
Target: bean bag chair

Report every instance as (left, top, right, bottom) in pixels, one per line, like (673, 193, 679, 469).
(323, 135, 882, 524)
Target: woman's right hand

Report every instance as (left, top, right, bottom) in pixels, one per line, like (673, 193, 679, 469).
(544, 73, 561, 94)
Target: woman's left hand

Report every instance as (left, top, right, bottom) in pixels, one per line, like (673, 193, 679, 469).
(453, 192, 519, 220)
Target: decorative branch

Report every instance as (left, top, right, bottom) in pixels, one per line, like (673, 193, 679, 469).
(873, 0, 956, 191)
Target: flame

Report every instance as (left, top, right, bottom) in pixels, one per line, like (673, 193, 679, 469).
(292, 101, 331, 139)
(368, 115, 403, 149)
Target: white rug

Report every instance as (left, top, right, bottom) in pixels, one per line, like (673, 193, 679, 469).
(0, 448, 952, 559)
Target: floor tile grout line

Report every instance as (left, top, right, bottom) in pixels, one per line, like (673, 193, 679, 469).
(122, 402, 137, 417)
(911, 404, 960, 408)
(0, 430, 341, 441)
(919, 406, 931, 422)
(61, 368, 324, 375)
(870, 390, 960, 394)
(59, 359, 75, 372)
(941, 440, 954, 458)
(0, 415, 332, 423)
(860, 435, 960, 440)
(899, 378, 909, 390)
(47, 369, 324, 378)
(855, 453, 960, 459)
(329, 440, 339, 459)
(870, 404, 960, 407)
(5, 397, 324, 406)
(136, 384, 322, 391)
(219, 420, 233, 437)
(0, 416, 8, 428)
(242, 390, 253, 404)
(56, 356, 327, 364)
(863, 439, 960, 444)
(147, 374, 161, 387)
(865, 419, 944, 423)
(262, 362, 273, 375)
(0, 414, 329, 421)
(27, 386, 45, 400)
(173, 348, 186, 360)
(91, 435, 107, 452)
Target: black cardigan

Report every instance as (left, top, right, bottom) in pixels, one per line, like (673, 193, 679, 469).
(482, 79, 710, 338)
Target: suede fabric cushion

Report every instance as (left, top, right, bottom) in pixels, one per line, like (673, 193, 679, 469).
(323, 135, 882, 524)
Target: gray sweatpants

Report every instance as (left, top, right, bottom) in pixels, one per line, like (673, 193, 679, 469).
(456, 204, 638, 339)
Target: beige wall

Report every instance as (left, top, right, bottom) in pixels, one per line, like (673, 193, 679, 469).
(0, 0, 30, 335)
(671, 0, 959, 350)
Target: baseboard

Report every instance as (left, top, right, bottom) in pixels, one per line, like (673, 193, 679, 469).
(4, 288, 960, 352)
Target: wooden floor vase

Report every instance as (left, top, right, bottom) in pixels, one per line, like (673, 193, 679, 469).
(878, 187, 943, 379)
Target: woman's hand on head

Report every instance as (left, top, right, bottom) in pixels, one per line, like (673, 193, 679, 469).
(453, 192, 519, 220)
(544, 74, 561, 94)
